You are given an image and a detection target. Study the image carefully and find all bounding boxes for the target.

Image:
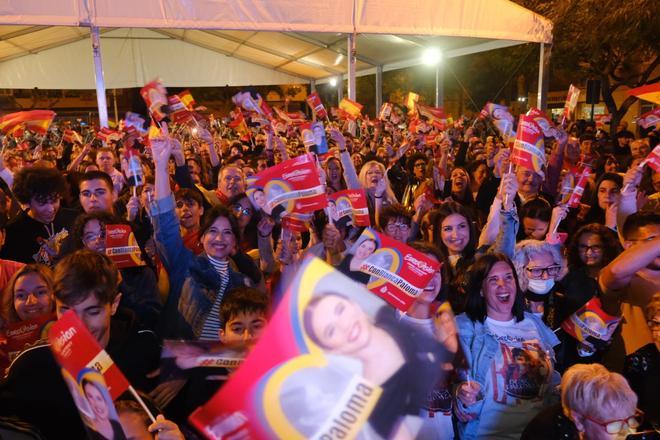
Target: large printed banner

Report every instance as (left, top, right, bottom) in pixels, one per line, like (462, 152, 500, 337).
(328, 189, 370, 228)
(511, 115, 546, 175)
(246, 153, 328, 218)
(189, 257, 448, 439)
(48, 311, 131, 439)
(343, 229, 440, 311)
(561, 297, 621, 357)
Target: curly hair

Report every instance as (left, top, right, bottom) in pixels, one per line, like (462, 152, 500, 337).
(71, 211, 123, 250)
(513, 239, 568, 291)
(567, 223, 622, 269)
(12, 166, 66, 204)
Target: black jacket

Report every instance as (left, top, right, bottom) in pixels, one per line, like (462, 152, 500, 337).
(0, 308, 161, 439)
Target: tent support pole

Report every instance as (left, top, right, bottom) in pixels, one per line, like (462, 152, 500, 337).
(435, 64, 444, 108)
(537, 42, 551, 111)
(90, 26, 109, 128)
(337, 76, 344, 104)
(310, 79, 316, 93)
(376, 65, 383, 116)
(347, 34, 356, 100)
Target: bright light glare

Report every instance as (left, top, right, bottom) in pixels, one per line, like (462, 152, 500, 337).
(422, 48, 442, 65)
(329, 77, 338, 87)
(334, 53, 344, 66)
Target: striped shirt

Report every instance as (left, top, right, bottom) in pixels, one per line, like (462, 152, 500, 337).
(199, 257, 230, 340)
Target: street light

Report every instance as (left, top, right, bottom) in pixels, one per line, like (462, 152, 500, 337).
(329, 77, 338, 87)
(422, 48, 442, 66)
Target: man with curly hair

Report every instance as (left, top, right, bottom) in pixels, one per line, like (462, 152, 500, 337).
(0, 166, 78, 265)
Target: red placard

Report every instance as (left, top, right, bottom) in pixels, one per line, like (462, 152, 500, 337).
(566, 166, 591, 208)
(246, 153, 328, 218)
(561, 297, 621, 356)
(329, 189, 370, 227)
(140, 78, 168, 122)
(104, 224, 146, 269)
(48, 310, 130, 399)
(306, 92, 327, 119)
(346, 229, 440, 311)
(642, 145, 660, 172)
(281, 212, 313, 233)
(511, 115, 546, 175)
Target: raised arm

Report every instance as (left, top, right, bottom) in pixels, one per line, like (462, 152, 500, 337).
(599, 236, 660, 292)
(330, 128, 360, 189)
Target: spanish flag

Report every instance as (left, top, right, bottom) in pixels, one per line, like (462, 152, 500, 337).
(338, 98, 363, 120)
(0, 110, 56, 136)
(177, 90, 196, 111)
(627, 83, 660, 105)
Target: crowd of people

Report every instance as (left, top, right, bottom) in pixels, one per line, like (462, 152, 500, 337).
(0, 99, 658, 440)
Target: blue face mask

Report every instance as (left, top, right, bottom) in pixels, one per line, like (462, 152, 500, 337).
(527, 278, 554, 295)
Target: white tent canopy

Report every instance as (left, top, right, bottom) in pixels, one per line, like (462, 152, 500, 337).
(0, 0, 552, 89)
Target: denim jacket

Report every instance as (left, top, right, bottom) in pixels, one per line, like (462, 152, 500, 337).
(455, 312, 560, 440)
(150, 195, 246, 339)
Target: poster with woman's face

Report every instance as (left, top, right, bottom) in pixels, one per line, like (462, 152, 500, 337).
(189, 257, 449, 440)
(343, 229, 440, 311)
(76, 369, 127, 440)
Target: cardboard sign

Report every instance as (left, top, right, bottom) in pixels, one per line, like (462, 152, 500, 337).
(642, 145, 660, 172)
(105, 224, 146, 269)
(246, 153, 328, 217)
(562, 84, 580, 122)
(561, 297, 621, 357)
(328, 189, 370, 227)
(189, 257, 448, 439)
(140, 79, 168, 122)
(49, 310, 130, 400)
(306, 92, 328, 119)
(160, 340, 246, 382)
(526, 108, 557, 138)
(344, 229, 440, 311)
(4, 314, 55, 363)
(299, 121, 328, 155)
(511, 115, 546, 175)
(281, 212, 313, 233)
(480, 102, 514, 138)
(378, 103, 393, 121)
(566, 166, 591, 208)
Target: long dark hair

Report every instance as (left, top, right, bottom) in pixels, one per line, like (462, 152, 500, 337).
(463, 253, 525, 323)
(584, 173, 623, 225)
(429, 201, 477, 263)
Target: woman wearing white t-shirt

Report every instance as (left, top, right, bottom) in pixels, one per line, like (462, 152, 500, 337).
(455, 253, 560, 440)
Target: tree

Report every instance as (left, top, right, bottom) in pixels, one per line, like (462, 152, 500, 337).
(517, 0, 659, 136)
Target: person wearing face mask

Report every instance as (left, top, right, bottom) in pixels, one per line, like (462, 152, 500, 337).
(512, 240, 568, 330)
(522, 363, 641, 440)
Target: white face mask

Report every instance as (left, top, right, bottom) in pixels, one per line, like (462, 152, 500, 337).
(527, 278, 555, 294)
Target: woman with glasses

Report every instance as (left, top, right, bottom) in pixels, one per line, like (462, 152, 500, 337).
(522, 363, 641, 440)
(228, 193, 259, 254)
(455, 253, 560, 440)
(70, 212, 162, 330)
(512, 240, 568, 330)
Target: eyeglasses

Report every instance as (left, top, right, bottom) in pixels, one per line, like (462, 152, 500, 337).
(647, 319, 660, 329)
(525, 265, 561, 279)
(582, 409, 642, 434)
(386, 223, 410, 233)
(414, 162, 426, 168)
(232, 204, 253, 217)
(578, 244, 602, 254)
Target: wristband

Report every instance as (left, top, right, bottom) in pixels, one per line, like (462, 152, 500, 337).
(374, 195, 383, 199)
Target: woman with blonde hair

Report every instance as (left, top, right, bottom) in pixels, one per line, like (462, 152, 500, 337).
(522, 363, 640, 439)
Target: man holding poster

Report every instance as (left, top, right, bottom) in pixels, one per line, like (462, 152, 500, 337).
(0, 250, 160, 439)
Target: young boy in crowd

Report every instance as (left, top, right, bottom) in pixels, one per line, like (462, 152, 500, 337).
(0, 249, 161, 439)
(156, 286, 270, 426)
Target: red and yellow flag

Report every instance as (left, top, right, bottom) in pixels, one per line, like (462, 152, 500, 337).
(0, 110, 56, 136)
(627, 83, 660, 105)
(177, 90, 196, 111)
(338, 98, 363, 120)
